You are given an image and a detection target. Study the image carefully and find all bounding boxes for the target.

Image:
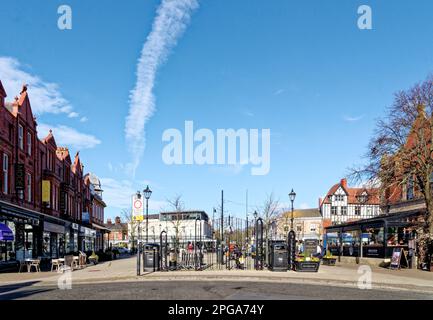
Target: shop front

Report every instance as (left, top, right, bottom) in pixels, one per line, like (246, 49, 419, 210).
(325, 210, 422, 264)
(79, 226, 96, 252)
(42, 221, 66, 259)
(0, 201, 41, 267)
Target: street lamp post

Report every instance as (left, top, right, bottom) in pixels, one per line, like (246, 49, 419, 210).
(143, 185, 152, 244)
(136, 191, 142, 276)
(289, 189, 296, 231)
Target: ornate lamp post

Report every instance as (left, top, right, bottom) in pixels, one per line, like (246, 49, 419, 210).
(143, 185, 152, 243)
(136, 190, 142, 276)
(289, 189, 296, 231)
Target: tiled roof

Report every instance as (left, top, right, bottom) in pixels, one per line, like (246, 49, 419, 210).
(322, 179, 380, 205)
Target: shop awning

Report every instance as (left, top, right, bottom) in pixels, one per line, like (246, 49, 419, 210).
(0, 223, 14, 241)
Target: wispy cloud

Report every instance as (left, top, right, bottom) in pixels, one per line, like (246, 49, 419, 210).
(0, 56, 73, 115)
(68, 112, 79, 118)
(37, 123, 101, 150)
(274, 89, 285, 96)
(80, 116, 88, 123)
(125, 0, 199, 177)
(100, 177, 166, 211)
(343, 115, 364, 122)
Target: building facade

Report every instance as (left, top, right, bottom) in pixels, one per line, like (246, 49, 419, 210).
(105, 216, 129, 248)
(276, 208, 323, 241)
(0, 81, 107, 271)
(320, 178, 382, 227)
(128, 211, 212, 248)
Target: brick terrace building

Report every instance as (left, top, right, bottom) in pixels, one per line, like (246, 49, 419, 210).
(0, 81, 108, 271)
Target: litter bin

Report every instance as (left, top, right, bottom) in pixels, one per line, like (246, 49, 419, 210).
(143, 243, 160, 272)
(169, 248, 177, 270)
(269, 243, 288, 271)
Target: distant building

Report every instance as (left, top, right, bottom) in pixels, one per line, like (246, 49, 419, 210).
(104, 216, 128, 248)
(320, 178, 381, 227)
(276, 208, 323, 241)
(128, 210, 212, 248)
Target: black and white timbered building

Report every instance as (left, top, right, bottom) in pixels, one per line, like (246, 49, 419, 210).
(320, 178, 382, 226)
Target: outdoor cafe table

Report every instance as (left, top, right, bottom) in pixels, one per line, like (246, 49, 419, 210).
(20, 259, 40, 273)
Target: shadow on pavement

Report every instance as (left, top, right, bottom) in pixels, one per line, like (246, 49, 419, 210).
(0, 281, 53, 300)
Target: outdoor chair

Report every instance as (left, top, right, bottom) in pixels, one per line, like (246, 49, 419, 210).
(78, 252, 87, 269)
(28, 259, 41, 272)
(18, 260, 28, 273)
(51, 258, 63, 272)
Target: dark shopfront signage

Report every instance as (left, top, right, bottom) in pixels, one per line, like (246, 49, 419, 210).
(14, 164, 25, 190)
(59, 191, 66, 213)
(43, 221, 65, 234)
(362, 246, 385, 258)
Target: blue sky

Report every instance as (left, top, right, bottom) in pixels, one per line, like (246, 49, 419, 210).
(1, 0, 433, 220)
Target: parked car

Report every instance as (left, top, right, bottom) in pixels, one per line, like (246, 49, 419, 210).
(116, 247, 130, 254)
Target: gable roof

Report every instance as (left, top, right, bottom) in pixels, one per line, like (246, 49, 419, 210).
(322, 178, 380, 205)
(56, 147, 72, 163)
(0, 80, 6, 98)
(41, 129, 58, 149)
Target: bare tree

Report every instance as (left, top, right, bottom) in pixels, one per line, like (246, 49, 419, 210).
(349, 75, 433, 267)
(165, 194, 185, 256)
(256, 193, 281, 263)
(121, 208, 137, 251)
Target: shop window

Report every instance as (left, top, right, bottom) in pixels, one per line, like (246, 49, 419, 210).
(43, 232, 51, 257)
(363, 227, 384, 246)
(0, 221, 15, 262)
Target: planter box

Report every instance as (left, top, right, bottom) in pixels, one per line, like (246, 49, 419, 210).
(322, 258, 337, 266)
(294, 261, 320, 272)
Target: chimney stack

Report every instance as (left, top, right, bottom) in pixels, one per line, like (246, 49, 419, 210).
(341, 178, 348, 189)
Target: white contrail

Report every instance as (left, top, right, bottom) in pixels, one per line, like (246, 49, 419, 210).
(125, 0, 199, 176)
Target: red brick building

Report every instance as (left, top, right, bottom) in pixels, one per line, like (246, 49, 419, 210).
(0, 80, 108, 270)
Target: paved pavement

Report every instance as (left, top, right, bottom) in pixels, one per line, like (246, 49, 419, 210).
(1, 256, 433, 300)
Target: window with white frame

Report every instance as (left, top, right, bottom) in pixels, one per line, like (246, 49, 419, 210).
(2, 154, 8, 194)
(331, 206, 338, 215)
(18, 124, 24, 150)
(27, 173, 32, 202)
(27, 132, 32, 155)
(355, 206, 361, 215)
(341, 206, 347, 215)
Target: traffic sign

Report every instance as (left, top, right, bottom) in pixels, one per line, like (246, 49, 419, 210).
(133, 215, 144, 222)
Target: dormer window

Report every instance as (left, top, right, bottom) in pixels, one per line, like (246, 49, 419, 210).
(357, 193, 369, 204)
